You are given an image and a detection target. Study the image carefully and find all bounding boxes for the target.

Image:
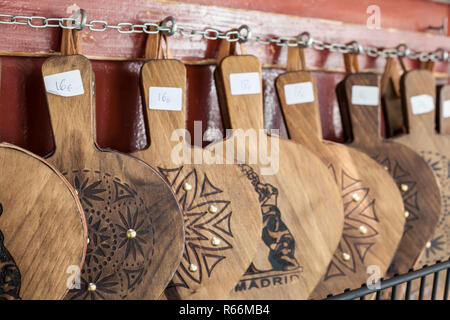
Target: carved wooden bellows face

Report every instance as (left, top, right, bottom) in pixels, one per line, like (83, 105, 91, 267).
(0, 203, 21, 300)
(0, 143, 87, 300)
(274, 68, 405, 298)
(337, 72, 441, 276)
(132, 54, 262, 299)
(42, 55, 185, 300)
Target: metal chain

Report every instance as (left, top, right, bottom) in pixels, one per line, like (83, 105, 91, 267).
(0, 12, 449, 62)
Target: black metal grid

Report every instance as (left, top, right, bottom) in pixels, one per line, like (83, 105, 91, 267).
(325, 258, 450, 300)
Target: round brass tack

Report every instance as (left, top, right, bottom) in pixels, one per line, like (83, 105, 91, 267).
(127, 229, 137, 239)
(211, 237, 220, 246)
(88, 283, 97, 292)
(189, 264, 198, 272)
(359, 226, 368, 235)
(342, 253, 351, 261)
(426, 241, 431, 249)
(208, 204, 218, 214)
(400, 184, 409, 192)
(183, 182, 192, 191)
(352, 193, 360, 202)
(404, 211, 410, 218)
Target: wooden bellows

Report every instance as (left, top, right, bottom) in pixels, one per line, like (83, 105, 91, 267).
(215, 42, 344, 299)
(276, 47, 405, 298)
(339, 72, 441, 275)
(42, 28, 185, 300)
(132, 32, 262, 300)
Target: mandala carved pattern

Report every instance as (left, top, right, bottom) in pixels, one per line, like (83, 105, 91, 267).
(419, 151, 450, 264)
(65, 169, 155, 300)
(238, 164, 301, 277)
(158, 166, 234, 289)
(0, 203, 21, 300)
(324, 165, 379, 281)
(372, 154, 420, 234)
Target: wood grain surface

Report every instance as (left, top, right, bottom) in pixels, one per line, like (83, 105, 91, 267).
(214, 51, 344, 299)
(275, 66, 405, 298)
(384, 70, 450, 300)
(132, 33, 262, 300)
(0, 142, 87, 300)
(393, 70, 450, 267)
(438, 84, 450, 136)
(42, 52, 185, 300)
(340, 72, 441, 276)
(381, 57, 405, 138)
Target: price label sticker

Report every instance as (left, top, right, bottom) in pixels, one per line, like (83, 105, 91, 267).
(149, 86, 182, 111)
(442, 100, 450, 118)
(284, 82, 315, 105)
(229, 72, 261, 95)
(411, 94, 434, 115)
(44, 70, 84, 97)
(351, 85, 379, 106)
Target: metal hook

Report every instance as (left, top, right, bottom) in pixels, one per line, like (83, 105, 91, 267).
(426, 17, 447, 36)
(69, 8, 87, 30)
(238, 25, 252, 43)
(395, 43, 410, 58)
(348, 41, 363, 55)
(298, 32, 313, 48)
(433, 48, 449, 62)
(161, 16, 177, 36)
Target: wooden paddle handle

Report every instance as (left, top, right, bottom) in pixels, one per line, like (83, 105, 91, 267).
(140, 59, 187, 153)
(401, 69, 436, 136)
(341, 73, 381, 144)
(140, 31, 186, 157)
(275, 70, 322, 146)
(216, 53, 264, 131)
(380, 57, 405, 137)
(42, 54, 94, 156)
(438, 84, 450, 135)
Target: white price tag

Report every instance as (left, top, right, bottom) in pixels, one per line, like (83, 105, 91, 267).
(149, 86, 182, 111)
(229, 72, 261, 95)
(442, 100, 450, 118)
(411, 94, 434, 115)
(44, 70, 84, 97)
(284, 82, 315, 105)
(351, 85, 379, 106)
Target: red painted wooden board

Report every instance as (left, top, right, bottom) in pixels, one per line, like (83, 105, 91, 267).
(0, 0, 449, 157)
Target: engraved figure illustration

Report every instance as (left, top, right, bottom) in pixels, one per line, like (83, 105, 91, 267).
(0, 203, 21, 300)
(66, 170, 155, 300)
(419, 151, 450, 264)
(158, 166, 234, 289)
(234, 164, 301, 292)
(324, 165, 379, 281)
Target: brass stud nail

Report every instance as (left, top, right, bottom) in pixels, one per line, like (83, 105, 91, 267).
(359, 226, 367, 235)
(127, 229, 137, 239)
(211, 237, 220, 246)
(183, 182, 192, 191)
(189, 264, 198, 272)
(400, 184, 409, 192)
(75, 190, 79, 195)
(208, 205, 218, 214)
(88, 283, 97, 292)
(352, 193, 360, 202)
(384, 166, 389, 171)
(87, 238, 90, 245)
(404, 211, 410, 218)
(426, 241, 431, 249)
(342, 253, 351, 261)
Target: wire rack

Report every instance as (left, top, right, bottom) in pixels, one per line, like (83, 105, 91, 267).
(325, 258, 450, 300)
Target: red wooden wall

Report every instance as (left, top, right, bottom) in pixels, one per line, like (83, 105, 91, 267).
(0, 0, 449, 157)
